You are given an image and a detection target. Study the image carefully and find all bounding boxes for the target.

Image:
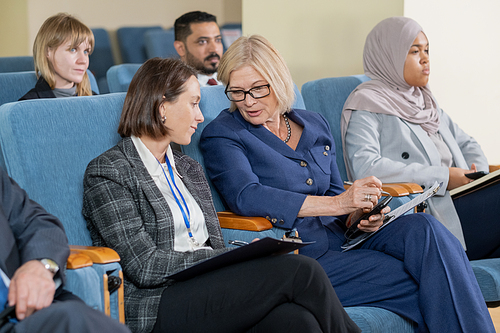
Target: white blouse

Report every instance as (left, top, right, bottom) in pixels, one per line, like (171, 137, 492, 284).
(131, 136, 211, 252)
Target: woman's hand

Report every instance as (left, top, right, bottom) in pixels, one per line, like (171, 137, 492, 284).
(447, 163, 477, 190)
(347, 206, 391, 233)
(337, 176, 383, 214)
(298, 176, 385, 218)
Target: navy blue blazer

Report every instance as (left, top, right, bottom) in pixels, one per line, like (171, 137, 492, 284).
(200, 108, 348, 259)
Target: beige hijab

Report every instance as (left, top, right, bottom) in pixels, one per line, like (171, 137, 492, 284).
(341, 17, 440, 144)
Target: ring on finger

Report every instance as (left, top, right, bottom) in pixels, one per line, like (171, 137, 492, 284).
(364, 193, 372, 202)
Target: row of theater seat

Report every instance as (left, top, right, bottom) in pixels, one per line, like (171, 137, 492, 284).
(0, 23, 241, 95)
(1, 67, 500, 331)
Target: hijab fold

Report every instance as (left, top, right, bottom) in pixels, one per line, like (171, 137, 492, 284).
(341, 17, 440, 145)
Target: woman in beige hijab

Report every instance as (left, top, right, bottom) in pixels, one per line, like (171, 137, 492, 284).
(342, 16, 498, 261)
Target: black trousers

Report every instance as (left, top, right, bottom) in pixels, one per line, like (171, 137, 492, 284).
(152, 254, 360, 333)
(0, 290, 130, 333)
(454, 181, 500, 260)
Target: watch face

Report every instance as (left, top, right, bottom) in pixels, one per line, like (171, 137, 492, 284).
(40, 259, 59, 274)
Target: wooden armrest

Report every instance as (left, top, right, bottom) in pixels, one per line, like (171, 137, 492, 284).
(490, 165, 500, 172)
(383, 183, 423, 195)
(67, 251, 93, 269)
(69, 245, 120, 264)
(344, 182, 423, 197)
(217, 211, 273, 231)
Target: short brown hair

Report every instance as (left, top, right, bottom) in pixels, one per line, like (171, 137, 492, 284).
(33, 13, 94, 96)
(118, 58, 197, 138)
(218, 35, 295, 113)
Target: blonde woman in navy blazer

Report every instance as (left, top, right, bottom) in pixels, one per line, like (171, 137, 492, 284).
(200, 35, 495, 332)
(83, 58, 359, 333)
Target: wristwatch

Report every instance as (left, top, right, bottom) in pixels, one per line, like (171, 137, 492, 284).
(40, 258, 59, 275)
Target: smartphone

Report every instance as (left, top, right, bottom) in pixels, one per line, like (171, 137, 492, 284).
(345, 195, 393, 239)
(465, 171, 488, 180)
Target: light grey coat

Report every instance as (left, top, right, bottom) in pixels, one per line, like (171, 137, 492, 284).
(343, 108, 488, 248)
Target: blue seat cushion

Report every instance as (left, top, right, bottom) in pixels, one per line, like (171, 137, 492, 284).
(344, 306, 415, 332)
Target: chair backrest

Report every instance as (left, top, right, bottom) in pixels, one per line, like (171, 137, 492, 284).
(0, 56, 34, 73)
(301, 75, 370, 181)
(144, 29, 178, 59)
(181, 83, 305, 212)
(106, 63, 142, 93)
(90, 28, 115, 93)
(116, 26, 163, 63)
(220, 23, 242, 51)
(0, 93, 126, 245)
(0, 70, 99, 106)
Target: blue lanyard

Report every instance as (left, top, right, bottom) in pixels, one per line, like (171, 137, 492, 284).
(157, 155, 198, 244)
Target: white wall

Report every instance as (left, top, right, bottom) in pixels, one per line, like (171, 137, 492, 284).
(405, 0, 500, 164)
(242, 0, 403, 88)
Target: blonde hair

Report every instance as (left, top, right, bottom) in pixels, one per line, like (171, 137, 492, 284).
(218, 35, 295, 113)
(33, 13, 94, 96)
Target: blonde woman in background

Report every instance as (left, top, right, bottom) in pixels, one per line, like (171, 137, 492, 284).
(20, 13, 95, 100)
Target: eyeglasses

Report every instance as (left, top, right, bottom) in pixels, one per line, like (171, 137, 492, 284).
(225, 84, 271, 102)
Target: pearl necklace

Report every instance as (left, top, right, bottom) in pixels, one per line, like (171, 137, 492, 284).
(283, 113, 291, 143)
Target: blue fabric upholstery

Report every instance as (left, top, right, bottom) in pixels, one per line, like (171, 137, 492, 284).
(344, 307, 414, 332)
(0, 56, 34, 73)
(0, 70, 99, 106)
(106, 63, 142, 93)
(302, 75, 370, 181)
(90, 28, 115, 94)
(301, 75, 416, 213)
(144, 29, 177, 59)
(220, 23, 242, 52)
(302, 75, 500, 309)
(116, 26, 162, 63)
(0, 93, 126, 320)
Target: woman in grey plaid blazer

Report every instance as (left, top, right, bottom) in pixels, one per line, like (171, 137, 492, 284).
(82, 58, 360, 333)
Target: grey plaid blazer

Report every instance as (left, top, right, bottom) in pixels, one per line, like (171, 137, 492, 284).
(83, 137, 228, 333)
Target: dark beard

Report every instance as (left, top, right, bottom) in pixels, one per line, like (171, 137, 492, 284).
(185, 51, 219, 75)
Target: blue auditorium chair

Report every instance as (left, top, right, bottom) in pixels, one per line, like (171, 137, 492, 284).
(106, 63, 141, 93)
(0, 94, 125, 322)
(116, 26, 162, 63)
(144, 29, 177, 59)
(0, 70, 99, 106)
(90, 28, 115, 94)
(302, 74, 500, 330)
(0, 92, 283, 319)
(0, 56, 34, 73)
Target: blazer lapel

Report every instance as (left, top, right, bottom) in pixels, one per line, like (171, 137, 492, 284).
(118, 138, 175, 229)
(402, 119, 442, 167)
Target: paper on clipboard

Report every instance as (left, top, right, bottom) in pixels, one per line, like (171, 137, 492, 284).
(341, 181, 441, 251)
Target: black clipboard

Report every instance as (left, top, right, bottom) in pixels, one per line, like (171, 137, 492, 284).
(167, 237, 314, 282)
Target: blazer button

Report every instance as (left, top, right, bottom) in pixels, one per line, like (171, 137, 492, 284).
(306, 178, 313, 185)
(402, 152, 409, 159)
(300, 161, 307, 167)
(323, 152, 328, 156)
(279, 219, 285, 225)
(266, 216, 271, 221)
(271, 218, 277, 223)
(325, 145, 330, 151)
